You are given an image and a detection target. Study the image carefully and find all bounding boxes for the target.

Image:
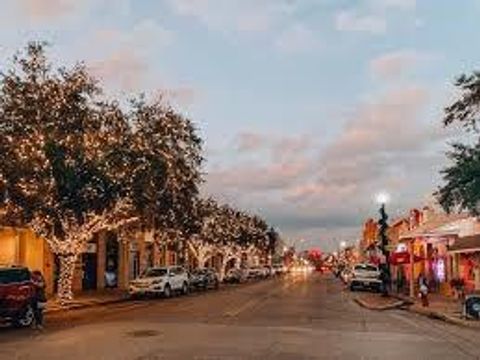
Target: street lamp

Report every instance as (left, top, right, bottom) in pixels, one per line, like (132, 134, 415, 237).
(376, 191, 390, 296)
(340, 241, 347, 249)
(376, 192, 390, 206)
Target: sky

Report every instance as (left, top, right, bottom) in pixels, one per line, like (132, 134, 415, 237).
(0, 0, 478, 251)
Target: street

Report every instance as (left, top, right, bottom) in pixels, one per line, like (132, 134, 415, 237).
(0, 273, 479, 360)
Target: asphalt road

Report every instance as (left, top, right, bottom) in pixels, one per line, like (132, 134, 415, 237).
(0, 273, 479, 360)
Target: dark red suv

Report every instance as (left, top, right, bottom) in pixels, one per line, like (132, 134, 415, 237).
(0, 266, 35, 327)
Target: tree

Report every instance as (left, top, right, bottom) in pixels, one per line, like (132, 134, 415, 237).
(436, 71, 480, 214)
(0, 43, 137, 302)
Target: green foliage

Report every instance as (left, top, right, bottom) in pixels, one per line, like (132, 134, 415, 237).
(437, 71, 480, 214)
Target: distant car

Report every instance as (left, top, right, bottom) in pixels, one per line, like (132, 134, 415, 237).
(223, 268, 247, 284)
(349, 264, 382, 292)
(272, 264, 286, 276)
(129, 266, 189, 298)
(262, 266, 273, 278)
(189, 268, 219, 291)
(0, 265, 36, 327)
(247, 267, 264, 280)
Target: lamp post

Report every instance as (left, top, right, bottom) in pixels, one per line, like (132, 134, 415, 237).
(376, 192, 390, 296)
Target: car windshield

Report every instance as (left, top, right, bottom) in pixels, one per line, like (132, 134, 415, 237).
(354, 265, 377, 272)
(0, 269, 30, 284)
(192, 269, 207, 275)
(141, 268, 167, 278)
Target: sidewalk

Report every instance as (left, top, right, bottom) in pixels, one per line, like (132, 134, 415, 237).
(355, 290, 480, 329)
(392, 292, 480, 329)
(46, 289, 129, 314)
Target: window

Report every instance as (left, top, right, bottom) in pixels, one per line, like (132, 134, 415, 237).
(0, 269, 31, 284)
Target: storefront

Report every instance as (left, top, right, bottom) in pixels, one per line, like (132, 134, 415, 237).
(0, 227, 55, 296)
(449, 234, 480, 292)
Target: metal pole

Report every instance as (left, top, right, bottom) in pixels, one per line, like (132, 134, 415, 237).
(409, 240, 415, 298)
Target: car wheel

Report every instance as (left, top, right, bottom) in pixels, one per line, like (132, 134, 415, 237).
(182, 282, 189, 295)
(164, 284, 172, 298)
(14, 304, 35, 328)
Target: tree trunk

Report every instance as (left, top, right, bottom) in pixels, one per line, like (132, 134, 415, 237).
(219, 260, 227, 282)
(58, 253, 77, 305)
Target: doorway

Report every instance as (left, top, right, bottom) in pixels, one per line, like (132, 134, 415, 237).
(82, 252, 97, 291)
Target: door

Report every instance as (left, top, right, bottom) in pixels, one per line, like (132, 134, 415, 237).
(170, 267, 182, 290)
(105, 235, 119, 288)
(129, 251, 140, 280)
(82, 253, 97, 291)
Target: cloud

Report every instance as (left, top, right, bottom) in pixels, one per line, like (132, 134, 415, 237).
(236, 132, 266, 152)
(86, 19, 174, 93)
(207, 161, 309, 192)
(89, 50, 148, 92)
(373, 0, 416, 10)
(335, 10, 386, 34)
(370, 50, 433, 80)
(8, 0, 130, 24)
(274, 24, 318, 54)
(233, 132, 313, 160)
(18, 0, 81, 20)
(335, 0, 416, 34)
(166, 0, 284, 33)
(203, 85, 452, 251)
(324, 86, 433, 159)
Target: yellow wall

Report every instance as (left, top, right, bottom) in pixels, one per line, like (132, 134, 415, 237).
(0, 227, 55, 296)
(0, 228, 18, 264)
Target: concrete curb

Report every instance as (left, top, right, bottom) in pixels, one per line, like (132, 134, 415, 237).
(389, 294, 480, 329)
(45, 296, 130, 314)
(354, 297, 405, 311)
(403, 306, 480, 329)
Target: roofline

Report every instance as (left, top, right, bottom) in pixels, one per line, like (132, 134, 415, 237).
(448, 247, 480, 254)
(399, 231, 459, 239)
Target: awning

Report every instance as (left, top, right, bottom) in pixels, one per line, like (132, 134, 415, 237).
(448, 234, 480, 254)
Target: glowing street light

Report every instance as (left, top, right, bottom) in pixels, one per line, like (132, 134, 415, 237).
(340, 241, 347, 249)
(376, 192, 390, 205)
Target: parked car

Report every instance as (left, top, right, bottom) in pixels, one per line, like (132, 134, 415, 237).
(0, 265, 36, 327)
(189, 268, 219, 291)
(349, 264, 382, 292)
(272, 264, 286, 276)
(247, 267, 265, 280)
(129, 266, 189, 298)
(223, 268, 248, 284)
(262, 266, 273, 278)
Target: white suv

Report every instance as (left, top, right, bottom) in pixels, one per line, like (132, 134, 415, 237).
(129, 266, 189, 298)
(349, 264, 382, 292)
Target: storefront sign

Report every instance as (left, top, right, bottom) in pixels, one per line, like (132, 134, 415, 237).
(390, 251, 410, 265)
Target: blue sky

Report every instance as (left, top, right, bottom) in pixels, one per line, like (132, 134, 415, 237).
(1, 0, 479, 250)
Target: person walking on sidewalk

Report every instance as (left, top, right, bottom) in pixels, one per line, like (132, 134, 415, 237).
(31, 270, 47, 330)
(418, 275, 429, 307)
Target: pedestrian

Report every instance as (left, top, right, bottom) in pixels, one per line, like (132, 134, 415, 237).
(31, 270, 47, 330)
(418, 275, 429, 307)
